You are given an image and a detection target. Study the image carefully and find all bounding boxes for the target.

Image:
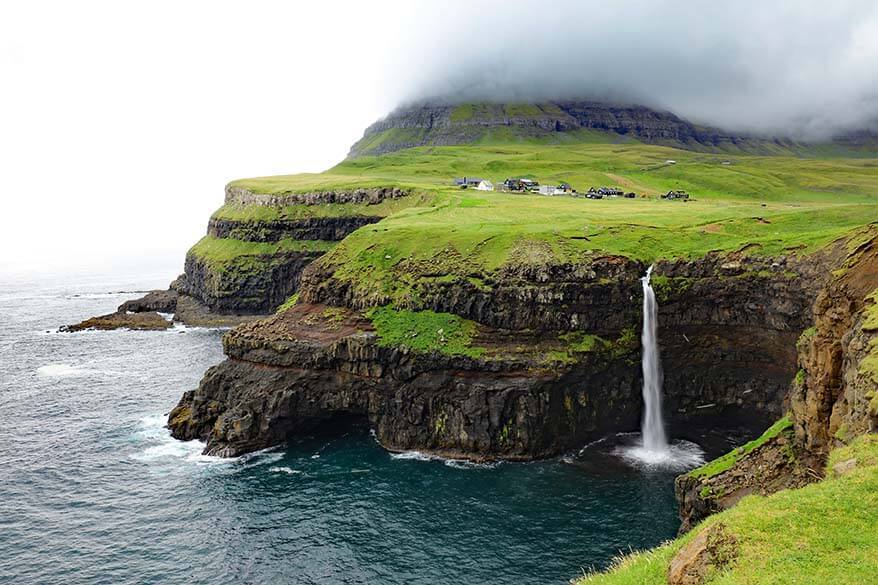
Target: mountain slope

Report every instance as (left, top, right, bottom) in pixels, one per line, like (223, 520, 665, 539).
(348, 101, 877, 158)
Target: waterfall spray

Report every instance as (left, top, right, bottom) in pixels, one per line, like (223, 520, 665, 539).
(640, 266, 668, 452)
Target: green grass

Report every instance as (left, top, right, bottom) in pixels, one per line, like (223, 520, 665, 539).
(188, 236, 335, 269)
(275, 293, 300, 314)
(503, 103, 544, 118)
(298, 142, 877, 303)
(334, 142, 878, 204)
(218, 141, 877, 307)
(450, 103, 475, 122)
(227, 173, 416, 195)
(365, 306, 485, 358)
(577, 433, 878, 585)
(689, 417, 793, 479)
(212, 189, 435, 222)
(348, 127, 428, 155)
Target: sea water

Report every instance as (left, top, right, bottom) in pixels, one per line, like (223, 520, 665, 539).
(0, 269, 753, 584)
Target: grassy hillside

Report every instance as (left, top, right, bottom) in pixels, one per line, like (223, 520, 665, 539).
(220, 143, 878, 304)
(574, 434, 878, 585)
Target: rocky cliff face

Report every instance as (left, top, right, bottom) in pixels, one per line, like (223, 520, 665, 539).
(175, 249, 324, 315)
(169, 303, 642, 458)
(348, 101, 794, 157)
(207, 216, 381, 243)
(168, 246, 833, 459)
(791, 233, 878, 453)
(172, 186, 412, 316)
(673, 229, 878, 532)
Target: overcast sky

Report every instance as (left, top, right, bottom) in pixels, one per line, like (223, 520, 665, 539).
(2, 1, 876, 276)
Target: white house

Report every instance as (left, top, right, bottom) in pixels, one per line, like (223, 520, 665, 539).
(476, 180, 494, 191)
(538, 185, 558, 196)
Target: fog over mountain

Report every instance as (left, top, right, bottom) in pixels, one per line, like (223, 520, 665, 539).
(390, 0, 878, 140)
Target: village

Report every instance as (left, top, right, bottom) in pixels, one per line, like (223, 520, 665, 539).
(453, 176, 690, 200)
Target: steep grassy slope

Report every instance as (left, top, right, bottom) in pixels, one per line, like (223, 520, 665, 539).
(574, 434, 878, 585)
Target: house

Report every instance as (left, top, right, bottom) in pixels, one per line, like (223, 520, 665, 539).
(538, 185, 558, 196)
(598, 186, 624, 197)
(666, 160, 677, 165)
(558, 182, 572, 192)
(454, 177, 483, 188)
(662, 190, 690, 200)
(476, 180, 494, 191)
(520, 178, 539, 191)
(502, 178, 540, 192)
(624, 192, 636, 198)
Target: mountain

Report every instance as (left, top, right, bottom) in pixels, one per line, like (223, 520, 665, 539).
(348, 101, 876, 158)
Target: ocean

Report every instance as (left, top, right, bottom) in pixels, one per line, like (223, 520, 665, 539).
(0, 270, 745, 584)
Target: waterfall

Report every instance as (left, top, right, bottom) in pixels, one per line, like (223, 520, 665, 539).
(640, 266, 668, 452)
(609, 266, 705, 469)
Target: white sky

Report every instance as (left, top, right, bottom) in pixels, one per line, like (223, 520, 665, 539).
(2, 1, 876, 277)
(0, 1, 416, 276)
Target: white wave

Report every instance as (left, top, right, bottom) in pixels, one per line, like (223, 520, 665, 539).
(129, 414, 231, 465)
(238, 449, 284, 467)
(391, 450, 500, 469)
(36, 363, 129, 378)
(613, 439, 705, 471)
(130, 415, 289, 467)
(269, 466, 302, 475)
(37, 364, 84, 377)
(390, 450, 434, 462)
(168, 322, 232, 333)
(444, 458, 501, 470)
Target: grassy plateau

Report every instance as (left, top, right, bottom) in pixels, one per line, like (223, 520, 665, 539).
(219, 141, 877, 306)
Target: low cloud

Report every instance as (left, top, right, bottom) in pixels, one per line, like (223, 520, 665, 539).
(388, 0, 878, 140)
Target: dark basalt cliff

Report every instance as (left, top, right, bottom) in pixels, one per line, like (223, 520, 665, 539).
(674, 230, 878, 531)
(348, 101, 796, 157)
(207, 216, 381, 243)
(173, 186, 409, 318)
(174, 250, 324, 315)
(169, 304, 641, 458)
(168, 246, 837, 460)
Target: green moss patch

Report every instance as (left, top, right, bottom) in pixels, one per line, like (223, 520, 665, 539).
(858, 288, 878, 384)
(688, 416, 793, 480)
(650, 274, 695, 302)
(863, 289, 878, 332)
(365, 306, 485, 358)
(275, 293, 300, 314)
(188, 236, 335, 270)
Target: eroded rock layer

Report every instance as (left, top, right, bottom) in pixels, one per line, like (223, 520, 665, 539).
(674, 228, 878, 532)
(168, 246, 836, 459)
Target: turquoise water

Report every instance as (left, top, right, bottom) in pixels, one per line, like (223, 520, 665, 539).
(0, 271, 753, 584)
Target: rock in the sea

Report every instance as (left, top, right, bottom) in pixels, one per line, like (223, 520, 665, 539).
(61, 311, 172, 332)
(117, 289, 178, 314)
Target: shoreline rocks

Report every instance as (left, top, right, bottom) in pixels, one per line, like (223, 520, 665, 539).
(61, 310, 172, 332)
